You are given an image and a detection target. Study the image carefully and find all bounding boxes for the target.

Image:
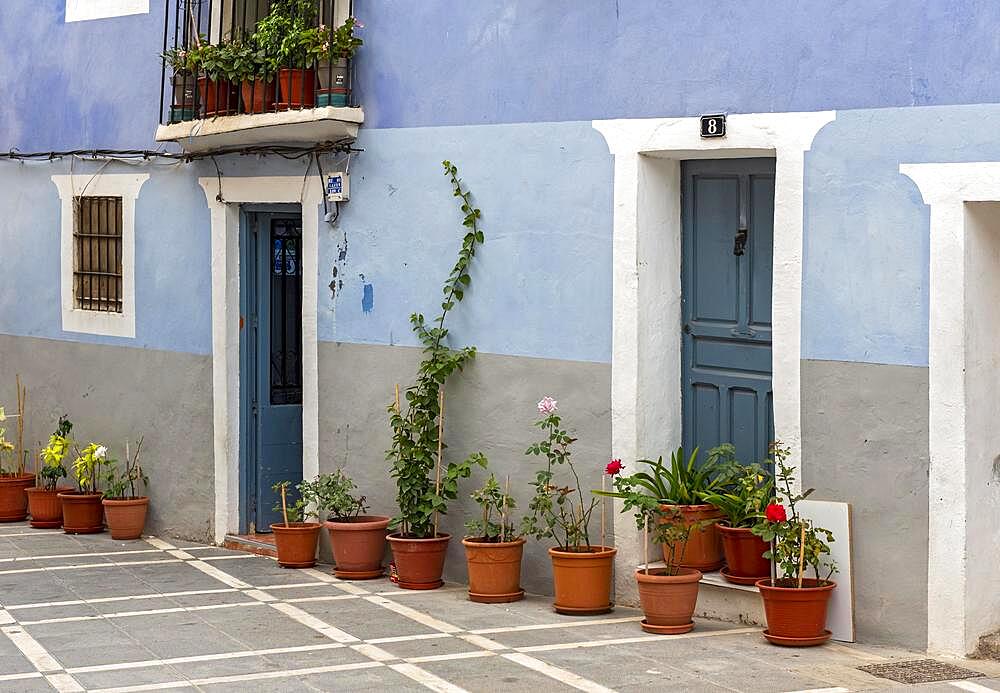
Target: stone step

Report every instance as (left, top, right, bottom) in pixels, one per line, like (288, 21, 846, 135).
(632, 562, 765, 627)
(223, 533, 278, 559)
(976, 631, 1000, 660)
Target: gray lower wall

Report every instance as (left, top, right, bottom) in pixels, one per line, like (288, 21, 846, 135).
(0, 334, 215, 541)
(801, 358, 929, 650)
(318, 341, 612, 597)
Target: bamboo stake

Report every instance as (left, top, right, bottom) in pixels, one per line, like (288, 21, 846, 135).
(796, 522, 807, 588)
(502, 475, 510, 542)
(15, 376, 25, 476)
(394, 383, 400, 412)
(643, 516, 649, 575)
(434, 388, 444, 538)
(280, 484, 290, 528)
(600, 474, 606, 550)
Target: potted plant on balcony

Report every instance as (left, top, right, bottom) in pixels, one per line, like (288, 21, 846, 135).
(0, 399, 34, 523)
(463, 473, 524, 603)
(254, 0, 318, 110)
(523, 397, 615, 615)
(313, 470, 390, 579)
(386, 162, 488, 590)
(26, 416, 73, 528)
(102, 437, 149, 540)
(161, 45, 197, 122)
(628, 446, 729, 571)
(702, 458, 774, 584)
(188, 38, 238, 117)
(271, 480, 322, 568)
(59, 442, 109, 534)
(752, 442, 837, 647)
(227, 38, 275, 115)
(310, 16, 363, 107)
(600, 465, 704, 634)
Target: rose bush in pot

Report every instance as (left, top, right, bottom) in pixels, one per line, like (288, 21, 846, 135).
(28, 417, 73, 528)
(463, 473, 524, 603)
(702, 456, 774, 584)
(309, 470, 389, 579)
(385, 162, 487, 590)
(752, 442, 837, 647)
(523, 397, 615, 616)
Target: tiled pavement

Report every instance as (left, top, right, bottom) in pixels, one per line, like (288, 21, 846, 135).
(1, 525, 999, 692)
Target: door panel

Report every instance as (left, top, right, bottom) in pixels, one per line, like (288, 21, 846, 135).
(240, 211, 303, 533)
(682, 159, 775, 465)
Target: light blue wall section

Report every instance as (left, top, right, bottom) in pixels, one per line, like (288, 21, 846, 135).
(320, 121, 613, 363)
(0, 161, 212, 355)
(802, 104, 1000, 366)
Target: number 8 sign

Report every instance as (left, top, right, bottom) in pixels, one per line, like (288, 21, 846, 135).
(700, 113, 726, 138)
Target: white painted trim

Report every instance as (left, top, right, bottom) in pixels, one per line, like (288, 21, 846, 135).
(899, 162, 1000, 657)
(592, 111, 835, 604)
(65, 0, 148, 22)
(51, 174, 148, 338)
(198, 176, 322, 543)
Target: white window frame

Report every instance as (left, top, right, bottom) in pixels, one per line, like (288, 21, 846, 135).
(65, 0, 149, 23)
(51, 174, 149, 338)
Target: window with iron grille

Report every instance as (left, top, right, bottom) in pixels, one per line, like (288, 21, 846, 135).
(73, 196, 123, 313)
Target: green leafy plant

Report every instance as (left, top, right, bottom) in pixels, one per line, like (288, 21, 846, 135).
(272, 480, 305, 523)
(386, 161, 488, 538)
(253, 0, 319, 72)
(161, 45, 198, 74)
(751, 442, 836, 585)
(702, 457, 774, 528)
(72, 442, 111, 495)
(103, 437, 147, 500)
(303, 17, 363, 62)
(627, 446, 729, 505)
(465, 473, 518, 543)
(39, 417, 72, 491)
(312, 470, 368, 521)
(521, 397, 598, 551)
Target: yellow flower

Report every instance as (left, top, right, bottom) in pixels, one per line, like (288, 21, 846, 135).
(0, 407, 6, 422)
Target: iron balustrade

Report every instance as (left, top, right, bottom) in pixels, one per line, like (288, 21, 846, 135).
(159, 0, 355, 125)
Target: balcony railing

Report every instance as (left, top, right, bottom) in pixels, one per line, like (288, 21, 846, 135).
(159, 0, 357, 125)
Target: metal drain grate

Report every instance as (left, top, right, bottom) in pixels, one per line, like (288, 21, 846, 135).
(858, 659, 984, 684)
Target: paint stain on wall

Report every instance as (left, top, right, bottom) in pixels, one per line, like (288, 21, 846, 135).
(362, 283, 374, 314)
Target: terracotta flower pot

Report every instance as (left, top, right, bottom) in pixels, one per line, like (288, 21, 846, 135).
(636, 567, 702, 634)
(387, 533, 451, 590)
(549, 545, 617, 615)
(103, 497, 149, 540)
(325, 515, 389, 579)
(58, 492, 105, 534)
(660, 504, 724, 571)
(462, 537, 525, 603)
(718, 524, 771, 584)
(197, 76, 236, 116)
(25, 487, 71, 528)
(756, 578, 836, 646)
(0, 473, 35, 522)
(276, 68, 316, 109)
(271, 522, 321, 568)
(240, 78, 276, 114)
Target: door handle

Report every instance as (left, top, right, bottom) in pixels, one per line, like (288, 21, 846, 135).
(733, 228, 748, 256)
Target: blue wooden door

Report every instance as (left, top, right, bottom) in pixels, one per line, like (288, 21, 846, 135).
(681, 159, 774, 465)
(240, 211, 303, 532)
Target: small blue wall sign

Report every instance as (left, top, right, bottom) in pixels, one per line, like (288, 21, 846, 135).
(700, 113, 726, 138)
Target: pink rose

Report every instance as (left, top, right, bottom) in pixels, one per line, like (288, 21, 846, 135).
(537, 396, 558, 415)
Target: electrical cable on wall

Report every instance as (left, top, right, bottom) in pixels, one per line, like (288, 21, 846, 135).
(0, 140, 362, 164)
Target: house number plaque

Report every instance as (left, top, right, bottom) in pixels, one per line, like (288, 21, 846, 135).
(700, 113, 726, 138)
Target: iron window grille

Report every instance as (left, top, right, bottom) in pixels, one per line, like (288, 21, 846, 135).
(160, 0, 355, 125)
(73, 196, 123, 313)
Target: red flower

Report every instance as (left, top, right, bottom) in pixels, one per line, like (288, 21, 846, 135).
(605, 459, 624, 476)
(765, 504, 787, 522)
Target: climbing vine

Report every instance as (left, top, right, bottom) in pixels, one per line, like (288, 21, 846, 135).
(386, 161, 487, 538)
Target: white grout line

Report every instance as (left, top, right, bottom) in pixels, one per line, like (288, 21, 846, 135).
(502, 652, 615, 693)
(406, 650, 497, 664)
(18, 600, 265, 625)
(166, 549, 195, 560)
(300, 567, 371, 594)
(268, 601, 361, 643)
(284, 593, 359, 603)
(1, 625, 64, 671)
(389, 662, 471, 693)
(0, 671, 44, 682)
(89, 660, 387, 693)
(366, 632, 454, 645)
(0, 558, 180, 575)
(782, 688, 851, 693)
(6, 587, 237, 611)
(0, 608, 14, 625)
(471, 615, 644, 634)
(457, 633, 507, 651)
(199, 554, 256, 561)
(183, 559, 252, 588)
(0, 549, 162, 563)
(374, 586, 467, 597)
(350, 643, 399, 662)
(253, 580, 330, 590)
(363, 595, 462, 633)
(66, 642, 346, 674)
(45, 672, 86, 692)
(950, 682, 1000, 693)
(514, 627, 761, 653)
(242, 589, 278, 602)
(142, 537, 175, 550)
(0, 530, 62, 537)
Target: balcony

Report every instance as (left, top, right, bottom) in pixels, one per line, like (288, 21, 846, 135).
(155, 0, 363, 152)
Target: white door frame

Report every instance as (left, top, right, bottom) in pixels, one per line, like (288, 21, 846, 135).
(198, 176, 322, 542)
(592, 111, 835, 601)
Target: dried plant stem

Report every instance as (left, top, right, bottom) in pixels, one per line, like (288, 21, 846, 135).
(502, 475, 510, 542)
(600, 475, 606, 550)
(643, 516, 649, 575)
(797, 522, 807, 588)
(280, 484, 289, 528)
(434, 389, 444, 538)
(15, 375, 25, 476)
